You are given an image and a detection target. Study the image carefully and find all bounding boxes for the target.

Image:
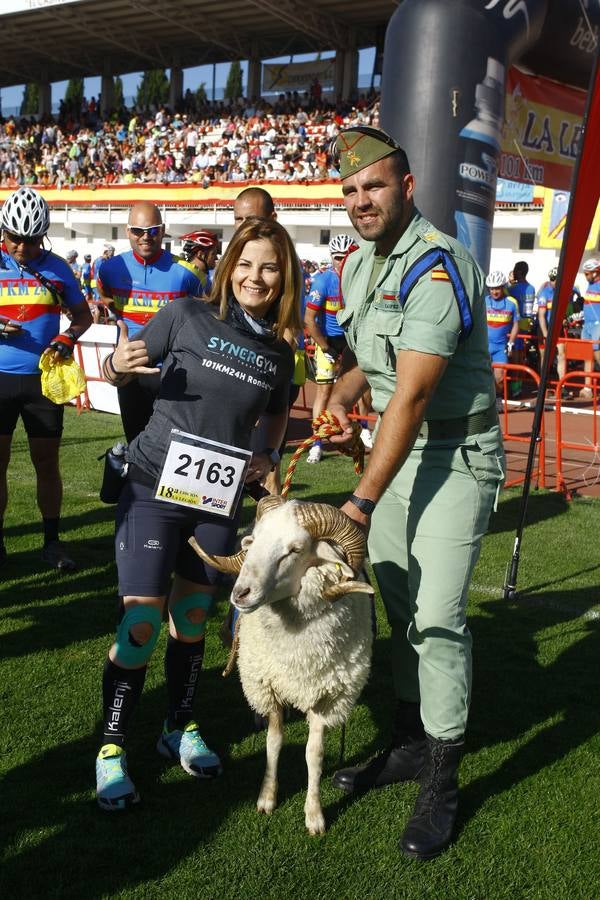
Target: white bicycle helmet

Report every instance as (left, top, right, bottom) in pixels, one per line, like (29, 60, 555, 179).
(485, 270, 506, 289)
(583, 258, 600, 273)
(328, 234, 357, 256)
(1, 187, 50, 238)
(548, 267, 558, 281)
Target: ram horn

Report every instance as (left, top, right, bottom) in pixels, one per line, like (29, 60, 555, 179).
(256, 494, 286, 520)
(188, 536, 245, 574)
(293, 502, 367, 573)
(323, 580, 375, 602)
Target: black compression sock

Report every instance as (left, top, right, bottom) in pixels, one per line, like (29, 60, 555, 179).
(43, 517, 59, 545)
(102, 658, 146, 747)
(164, 636, 205, 731)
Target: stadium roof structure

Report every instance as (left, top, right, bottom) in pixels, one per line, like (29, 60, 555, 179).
(0, 0, 398, 90)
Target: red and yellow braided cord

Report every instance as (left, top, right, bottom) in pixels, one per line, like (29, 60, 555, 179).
(281, 410, 365, 499)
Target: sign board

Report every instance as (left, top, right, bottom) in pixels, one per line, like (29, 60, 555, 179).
(262, 58, 335, 94)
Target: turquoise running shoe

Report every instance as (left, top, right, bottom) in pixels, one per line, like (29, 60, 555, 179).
(95, 744, 140, 812)
(157, 721, 222, 778)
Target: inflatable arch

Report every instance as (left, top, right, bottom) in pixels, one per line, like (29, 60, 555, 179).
(380, 0, 599, 270)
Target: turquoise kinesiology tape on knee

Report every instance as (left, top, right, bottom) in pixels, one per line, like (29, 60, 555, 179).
(170, 592, 214, 638)
(114, 605, 161, 667)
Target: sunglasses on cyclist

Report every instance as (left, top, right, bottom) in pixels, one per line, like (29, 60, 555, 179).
(3, 230, 42, 245)
(127, 225, 163, 238)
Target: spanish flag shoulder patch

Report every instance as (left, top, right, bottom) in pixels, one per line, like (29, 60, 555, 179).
(431, 268, 450, 282)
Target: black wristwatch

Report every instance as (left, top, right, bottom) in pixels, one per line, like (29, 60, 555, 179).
(349, 494, 376, 515)
(263, 447, 281, 470)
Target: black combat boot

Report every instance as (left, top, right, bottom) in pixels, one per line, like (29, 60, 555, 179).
(332, 701, 426, 794)
(399, 733, 464, 860)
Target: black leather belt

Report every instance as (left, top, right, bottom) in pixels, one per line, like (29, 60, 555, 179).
(417, 403, 498, 441)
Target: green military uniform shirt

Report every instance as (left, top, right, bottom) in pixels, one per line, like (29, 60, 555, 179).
(338, 209, 499, 451)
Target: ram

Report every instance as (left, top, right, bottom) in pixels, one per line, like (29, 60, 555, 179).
(191, 495, 374, 834)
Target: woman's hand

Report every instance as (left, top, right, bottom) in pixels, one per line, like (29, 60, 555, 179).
(112, 320, 160, 375)
(245, 452, 273, 484)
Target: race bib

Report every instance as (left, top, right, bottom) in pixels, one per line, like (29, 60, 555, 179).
(155, 429, 251, 518)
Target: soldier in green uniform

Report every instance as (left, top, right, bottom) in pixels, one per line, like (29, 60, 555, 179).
(327, 126, 505, 860)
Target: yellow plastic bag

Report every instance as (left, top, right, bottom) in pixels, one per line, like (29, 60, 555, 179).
(38, 353, 87, 404)
(292, 349, 306, 386)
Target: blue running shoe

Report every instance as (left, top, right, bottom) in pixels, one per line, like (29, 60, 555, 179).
(157, 721, 222, 778)
(96, 744, 140, 812)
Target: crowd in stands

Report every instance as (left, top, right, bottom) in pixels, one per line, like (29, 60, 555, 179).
(0, 88, 380, 189)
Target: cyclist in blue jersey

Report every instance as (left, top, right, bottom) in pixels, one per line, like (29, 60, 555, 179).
(81, 253, 93, 305)
(536, 267, 571, 393)
(66, 249, 81, 282)
(179, 229, 220, 296)
(484, 270, 518, 408)
(0, 187, 92, 570)
(98, 202, 203, 441)
(579, 258, 600, 398)
(509, 259, 537, 380)
(91, 243, 115, 322)
(304, 234, 358, 463)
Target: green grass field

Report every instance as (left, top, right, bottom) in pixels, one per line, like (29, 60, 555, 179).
(1, 407, 600, 900)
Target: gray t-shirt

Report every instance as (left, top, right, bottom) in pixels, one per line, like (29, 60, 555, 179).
(128, 297, 294, 477)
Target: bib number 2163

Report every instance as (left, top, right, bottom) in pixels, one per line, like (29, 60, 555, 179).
(155, 429, 252, 518)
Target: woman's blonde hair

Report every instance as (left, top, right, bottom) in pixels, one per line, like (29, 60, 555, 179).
(207, 217, 302, 340)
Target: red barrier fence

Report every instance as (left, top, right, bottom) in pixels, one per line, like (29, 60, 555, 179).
(74, 342, 599, 499)
(554, 372, 599, 497)
(493, 362, 546, 489)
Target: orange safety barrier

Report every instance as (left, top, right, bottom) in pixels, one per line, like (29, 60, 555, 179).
(554, 371, 599, 498)
(493, 361, 546, 489)
(558, 336, 596, 366)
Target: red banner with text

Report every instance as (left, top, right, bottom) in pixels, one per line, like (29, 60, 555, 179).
(500, 68, 586, 190)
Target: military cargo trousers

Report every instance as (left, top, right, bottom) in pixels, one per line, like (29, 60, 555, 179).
(368, 439, 504, 741)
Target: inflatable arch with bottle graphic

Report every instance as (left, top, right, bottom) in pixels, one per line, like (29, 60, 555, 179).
(380, 0, 599, 272)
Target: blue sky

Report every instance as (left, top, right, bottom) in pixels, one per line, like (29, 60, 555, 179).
(0, 49, 377, 115)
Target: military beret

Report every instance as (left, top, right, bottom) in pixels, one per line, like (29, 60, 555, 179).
(335, 126, 406, 178)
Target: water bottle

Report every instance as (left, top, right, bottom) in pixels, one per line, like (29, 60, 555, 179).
(454, 57, 505, 272)
(99, 441, 128, 504)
